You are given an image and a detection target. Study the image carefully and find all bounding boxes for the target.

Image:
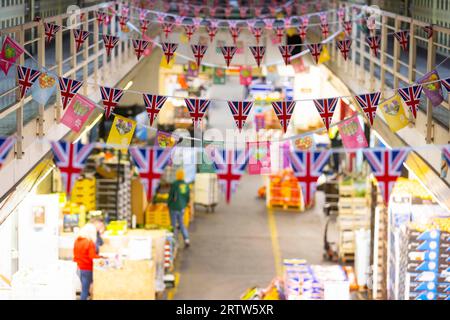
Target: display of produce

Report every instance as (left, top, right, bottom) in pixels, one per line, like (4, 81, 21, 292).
(266, 169, 303, 211)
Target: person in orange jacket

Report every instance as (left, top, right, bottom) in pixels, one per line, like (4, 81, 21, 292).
(73, 223, 101, 300)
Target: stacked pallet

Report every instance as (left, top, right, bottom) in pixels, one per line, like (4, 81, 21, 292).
(266, 170, 302, 211)
(145, 203, 191, 230)
(71, 177, 96, 211)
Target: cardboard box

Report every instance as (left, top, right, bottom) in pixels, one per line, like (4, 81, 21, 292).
(131, 178, 147, 226)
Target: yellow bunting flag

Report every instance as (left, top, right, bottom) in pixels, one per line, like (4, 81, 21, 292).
(318, 45, 331, 64)
(378, 94, 410, 132)
(107, 115, 136, 150)
(160, 53, 176, 69)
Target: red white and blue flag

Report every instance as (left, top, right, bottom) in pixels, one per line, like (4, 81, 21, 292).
(184, 25, 197, 41)
(209, 148, 249, 203)
(100, 86, 124, 119)
(73, 29, 90, 52)
(289, 150, 331, 206)
(228, 101, 254, 131)
(228, 22, 241, 44)
(366, 35, 381, 57)
(337, 8, 345, 22)
(129, 147, 173, 200)
(162, 22, 175, 39)
(17, 66, 41, 99)
(278, 45, 295, 65)
(161, 42, 178, 64)
(441, 77, 450, 92)
(102, 35, 119, 56)
(313, 98, 339, 130)
(307, 43, 323, 64)
(363, 149, 409, 204)
(274, 26, 285, 42)
(398, 85, 423, 119)
(184, 98, 211, 127)
(143, 94, 168, 126)
(423, 25, 433, 39)
(319, 12, 328, 25)
(320, 23, 329, 39)
(133, 39, 150, 60)
(220, 46, 237, 67)
(343, 21, 352, 36)
(336, 39, 352, 60)
(206, 23, 218, 42)
(250, 27, 263, 44)
(355, 92, 381, 126)
(50, 140, 94, 195)
(297, 25, 307, 41)
(249, 46, 265, 67)
(301, 16, 309, 28)
(118, 15, 129, 30)
(264, 18, 274, 30)
(0, 136, 15, 170)
(58, 77, 83, 109)
(44, 23, 61, 44)
(271, 100, 296, 133)
(96, 11, 105, 25)
(140, 19, 150, 34)
(394, 31, 409, 52)
(191, 44, 208, 67)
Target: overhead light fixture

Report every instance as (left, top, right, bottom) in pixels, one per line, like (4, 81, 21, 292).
(124, 81, 133, 91)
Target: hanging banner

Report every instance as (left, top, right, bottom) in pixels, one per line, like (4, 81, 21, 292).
(17, 66, 41, 99)
(247, 141, 271, 175)
(191, 44, 208, 67)
(50, 140, 94, 195)
(250, 26, 263, 44)
(289, 150, 331, 207)
(220, 46, 237, 67)
(143, 94, 167, 126)
(129, 147, 173, 200)
(0, 36, 24, 75)
(338, 117, 368, 149)
(31, 72, 57, 105)
(249, 46, 266, 67)
(58, 76, 83, 109)
(0, 136, 15, 170)
(184, 98, 211, 127)
(354, 92, 381, 126)
(313, 98, 339, 130)
(343, 21, 352, 36)
(107, 115, 136, 149)
(397, 85, 423, 119)
(60, 94, 96, 133)
(336, 39, 352, 60)
(228, 101, 254, 132)
(132, 39, 150, 60)
(417, 70, 444, 107)
(307, 43, 322, 64)
(162, 22, 175, 39)
(394, 31, 410, 52)
(73, 29, 90, 52)
(297, 24, 307, 41)
(366, 35, 381, 57)
(102, 35, 119, 57)
(209, 148, 249, 203)
(271, 100, 296, 133)
(239, 66, 252, 86)
(161, 42, 178, 64)
(363, 149, 409, 204)
(100, 86, 124, 119)
(378, 94, 409, 132)
(43, 23, 61, 44)
(320, 23, 329, 39)
(206, 24, 218, 42)
(184, 25, 197, 41)
(278, 45, 294, 65)
(228, 22, 241, 45)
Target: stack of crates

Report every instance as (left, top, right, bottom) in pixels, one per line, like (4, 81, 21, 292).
(145, 203, 190, 229)
(266, 169, 302, 211)
(71, 177, 96, 211)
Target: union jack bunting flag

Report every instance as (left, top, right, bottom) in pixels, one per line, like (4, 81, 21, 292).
(156, 13, 166, 24)
(58, 77, 83, 109)
(228, 101, 254, 131)
(354, 92, 381, 126)
(337, 8, 345, 21)
(441, 77, 450, 92)
(320, 23, 329, 39)
(17, 66, 41, 99)
(264, 18, 274, 30)
(301, 16, 309, 28)
(161, 42, 178, 64)
(140, 19, 150, 34)
(228, 23, 241, 44)
(191, 44, 208, 67)
(184, 98, 211, 127)
(44, 23, 61, 44)
(249, 46, 266, 67)
(143, 94, 168, 126)
(423, 24, 433, 39)
(206, 25, 218, 42)
(319, 13, 328, 24)
(51, 141, 94, 195)
(271, 100, 296, 133)
(174, 16, 184, 27)
(394, 30, 410, 52)
(220, 46, 237, 67)
(313, 98, 339, 130)
(343, 21, 352, 36)
(132, 39, 149, 60)
(397, 85, 423, 119)
(278, 45, 295, 66)
(297, 25, 307, 41)
(184, 25, 197, 41)
(72, 29, 90, 52)
(0, 136, 15, 169)
(209, 148, 249, 203)
(336, 39, 352, 60)
(118, 15, 128, 30)
(162, 22, 175, 39)
(366, 35, 381, 57)
(100, 86, 124, 119)
(289, 150, 331, 206)
(307, 43, 323, 64)
(274, 26, 285, 42)
(95, 11, 105, 25)
(102, 35, 119, 56)
(363, 149, 409, 204)
(250, 27, 263, 44)
(129, 147, 173, 200)
(139, 8, 147, 21)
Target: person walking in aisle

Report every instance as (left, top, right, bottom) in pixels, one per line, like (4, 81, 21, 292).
(168, 168, 191, 247)
(73, 223, 101, 300)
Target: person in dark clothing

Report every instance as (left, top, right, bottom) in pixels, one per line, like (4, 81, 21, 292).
(167, 169, 191, 247)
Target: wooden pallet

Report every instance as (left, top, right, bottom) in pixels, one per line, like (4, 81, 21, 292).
(339, 252, 355, 263)
(267, 203, 302, 212)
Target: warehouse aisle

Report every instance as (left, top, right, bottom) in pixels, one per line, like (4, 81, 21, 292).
(172, 175, 329, 299)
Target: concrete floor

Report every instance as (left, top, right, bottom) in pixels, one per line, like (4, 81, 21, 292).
(172, 174, 332, 300)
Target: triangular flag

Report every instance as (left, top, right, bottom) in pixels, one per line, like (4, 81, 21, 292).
(336, 39, 352, 60)
(228, 22, 241, 44)
(132, 39, 149, 60)
(307, 43, 323, 64)
(206, 24, 218, 42)
(397, 85, 423, 119)
(297, 25, 307, 41)
(320, 23, 329, 39)
(343, 20, 352, 36)
(191, 44, 208, 67)
(423, 24, 433, 39)
(184, 25, 197, 41)
(58, 77, 83, 109)
(100, 86, 124, 119)
(220, 46, 237, 67)
(140, 19, 150, 34)
(274, 26, 284, 42)
(278, 45, 295, 65)
(313, 98, 339, 130)
(249, 46, 266, 67)
(72, 29, 90, 52)
(162, 22, 175, 38)
(378, 94, 410, 132)
(366, 35, 381, 57)
(227, 101, 254, 131)
(354, 92, 381, 126)
(184, 98, 211, 127)
(44, 22, 61, 44)
(271, 101, 296, 133)
(143, 94, 168, 126)
(102, 35, 119, 56)
(17, 66, 41, 99)
(394, 30, 409, 52)
(250, 27, 263, 44)
(161, 42, 178, 64)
